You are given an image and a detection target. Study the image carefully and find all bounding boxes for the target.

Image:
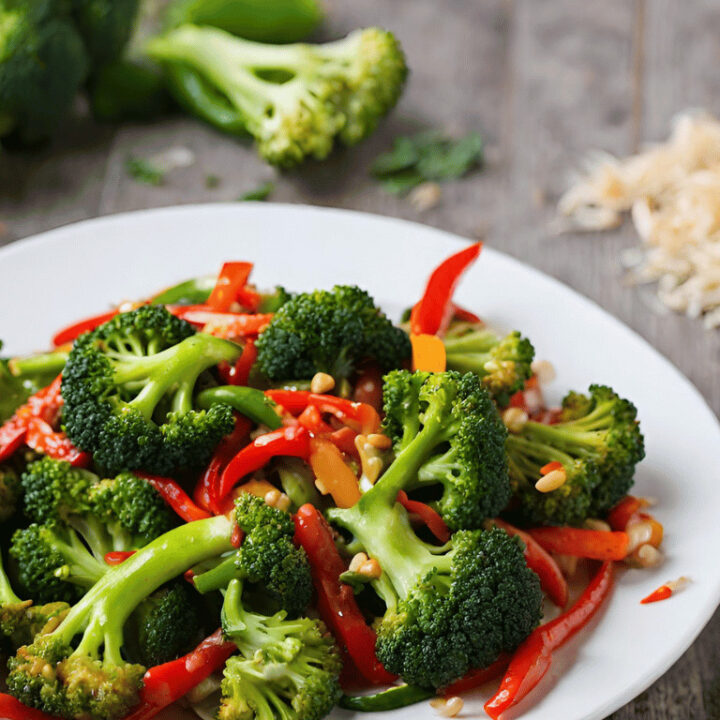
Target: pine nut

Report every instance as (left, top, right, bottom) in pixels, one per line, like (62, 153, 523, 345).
(502, 407, 528, 433)
(358, 558, 382, 579)
(585, 518, 612, 532)
(349, 553, 368, 573)
(264, 489, 281, 507)
(535, 468, 567, 492)
(554, 553, 578, 578)
(310, 372, 335, 394)
(367, 433, 392, 449)
(524, 388, 544, 414)
(531, 359, 556, 385)
(627, 521, 653, 552)
(667, 576, 690, 592)
(628, 543, 664, 568)
(430, 696, 464, 717)
(275, 493, 291, 512)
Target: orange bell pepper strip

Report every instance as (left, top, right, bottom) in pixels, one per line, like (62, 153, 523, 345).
(528, 526, 629, 561)
(641, 577, 689, 605)
(52, 309, 118, 346)
(491, 519, 568, 608)
(309, 437, 361, 508)
(410, 243, 482, 337)
(206, 261, 253, 311)
(485, 561, 615, 719)
(410, 333, 446, 372)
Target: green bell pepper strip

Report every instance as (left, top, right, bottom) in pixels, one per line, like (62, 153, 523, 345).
(196, 386, 282, 430)
(151, 275, 216, 306)
(339, 685, 435, 711)
(9, 351, 69, 378)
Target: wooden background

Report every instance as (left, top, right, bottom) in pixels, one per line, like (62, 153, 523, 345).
(3, 1, 720, 717)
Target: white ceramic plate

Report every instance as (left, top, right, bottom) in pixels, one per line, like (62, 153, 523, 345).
(2, 204, 719, 720)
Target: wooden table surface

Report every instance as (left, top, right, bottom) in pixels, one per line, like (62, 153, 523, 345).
(3, 1, 720, 717)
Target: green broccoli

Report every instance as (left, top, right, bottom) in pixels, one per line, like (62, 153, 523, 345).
(71, 0, 140, 66)
(6, 511, 237, 720)
(218, 577, 341, 720)
(327, 384, 542, 688)
(0, 464, 21, 523)
(193, 494, 312, 617)
(11, 457, 175, 602)
(256, 285, 411, 389)
(380, 370, 509, 530)
(0, 0, 89, 145)
(506, 384, 645, 526)
(61, 305, 242, 474)
(145, 26, 407, 167)
(442, 324, 535, 405)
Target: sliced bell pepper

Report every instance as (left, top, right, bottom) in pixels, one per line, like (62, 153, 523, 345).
(218, 338, 258, 386)
(528, 526, 629, 561)
(25, 417, 90, 466)
(490, 519, 568, 608)
(105, 550, 136, 565)
(641, 584, 672, 604)
(218, 425, 311, 500)
(138, 473, 212, 523)
(339, 684, 434, 711)
(410, 333, 447, 372)
(397, 490, 450, 544)
(206, 261, 253, 311)
(607, 495, 647, 531)
(236, 285, 262, 311)
(294, 504, 397, 685)
(169, 307, 273, 337)
(353, 364, 383, 412)
(52, 309, 119, 346)
(484, 561, 614, 719)
(194, 415, 253, 515)
(309, 438, 361, 508)
(196, 385, 281, 430)
(124, 629, 236, 720)
(0, 693, 61, 720)
(450, 303, 482, 324)
(410, 243, 482, 337)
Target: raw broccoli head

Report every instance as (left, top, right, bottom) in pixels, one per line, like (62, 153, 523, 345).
(219, 578, 341, 720)
(61, 305, 241, 474)
(0, 464, 21, 523)
(506, 384, 645, 525)
(381, 370, 510, 530)
(146, 26, 407, 167)
(71, 0, 140, 66)
(7, 512, 236, 720)
(193, 494, 312, 617)
(256, 285, 411, 386)
(443, 325, 535, 405)
(0, 0, 89, 144)
(329, 477, 542, 689)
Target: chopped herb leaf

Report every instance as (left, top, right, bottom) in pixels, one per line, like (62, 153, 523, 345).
(239, 181, 275, 201)
(125, 156, 165, 186)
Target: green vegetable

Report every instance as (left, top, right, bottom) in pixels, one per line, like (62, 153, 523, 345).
(125, 155, 165, 185)
(0, 0, 88, 145)
(8, 350, 69, 380)
(381, 370, 510, 529)
(150, 274, 215, 306)
(0, 465, 21, 523)
(442, 323, 535, 405)
(196, 385, 282, 429)
(72, 0, 141, 66)
(255, 285, 411, 386)
(61, 305, 242, 474)
(145, 26, 407, 168)
(339, 684, 435, 711)
(218, 576, 341, 720)
(164, 0, 323, 44)
(372, 131, 484, 194)
(239, 181, 275, 201)
(506, 384, 645, 526)
(275, 457, 322, 510)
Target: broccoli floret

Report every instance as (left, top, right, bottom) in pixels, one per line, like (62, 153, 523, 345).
(381, 370, 509, 530)
(327, 431, 542, 688)
(61, 305, 242, 474)
(0, 0, 89, 145)
(0, 464, 21, 523)
(6, 511, 237, 720)
(193, 494, 312, 617)
(443, 325, 535, 405)
(218, 577, 341, 720)
(71, 0, 140, 66)
(506, 384, 645, 525)
(145, 26, 407, 167)
(256, 285, 411, 387)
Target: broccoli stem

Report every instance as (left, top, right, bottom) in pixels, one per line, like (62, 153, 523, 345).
(49, 529, 107, 588)
(443, 330, 499, 354)
(521, 419, 607, 453)
(193, 553, 240, 593)
(9, 351, 69, 378)
(443, 352, 494, 374)
(0, 554, 21, 606)
(276, 458, 321, 509)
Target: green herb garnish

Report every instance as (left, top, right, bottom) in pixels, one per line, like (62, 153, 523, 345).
(125, 156, 164, 186)
(239, 181, 275, 201)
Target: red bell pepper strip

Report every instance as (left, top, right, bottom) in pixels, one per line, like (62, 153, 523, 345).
(450, 303, 482, 324)
(105, 550, 136, 565)
(485, 561, 614, 719)
(641, 577, 688, 605)
(441, 654, 510, 697)
(218, 425, 310, 500)
(397, 490, 450, 544)
(294, 504, 397, 685)
(194, 415, 253, 515)
(264, 391, 380, 435)
(207, 261, 253, 311)
(25, 417, 90, 466)
(607, 495, 647, 531)
(236, 285, 261, 311)
(0, 424, 27, 462)
(169, 306, 272, 336)
(52, 309, 118, 346)
(410, 243, 482, 337)
(329, 426, 360, 458)
(491, 519, 568, 608)
(138, 473, 211, 523)
(218, 339, 257, 386)
(0, 693, 61, 720)
(528, 526, 629, 561)
(124, 629, 236, 720)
